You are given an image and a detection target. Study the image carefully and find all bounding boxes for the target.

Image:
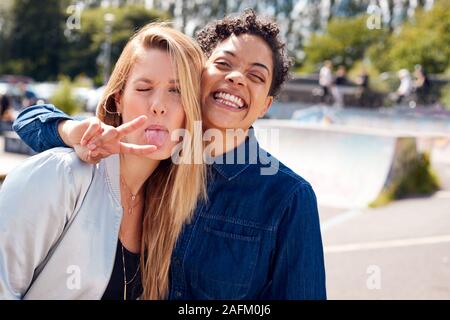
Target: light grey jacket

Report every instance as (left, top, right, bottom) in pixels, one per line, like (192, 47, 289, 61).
(0, 148, 124, 299)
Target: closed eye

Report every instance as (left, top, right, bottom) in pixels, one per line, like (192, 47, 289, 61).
(169, 87, 181, 94)
(215, 61, 231, 68)
(136, 88, 151, 92)
(249, 74, 265, 83)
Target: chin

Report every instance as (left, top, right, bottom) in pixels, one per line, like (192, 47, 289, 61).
(143, 149, 172, 161)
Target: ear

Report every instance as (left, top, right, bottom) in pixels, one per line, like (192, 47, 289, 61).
(114, 92, 123, 114)
(259, 95, 273, 118)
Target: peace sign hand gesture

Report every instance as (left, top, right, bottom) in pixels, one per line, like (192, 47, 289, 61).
(60, 116, 157, 164)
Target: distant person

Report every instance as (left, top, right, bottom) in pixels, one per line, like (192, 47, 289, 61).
(332, 65, 347, 107)
(17, 82, 37, 108)
(0, 94, 14, 122)
(319, 60, 334, 105)
(393, 69, 413, 104)
(414, 65, 431, 106)
(356, 68, 370, 107)
(335, 65, 347, 85)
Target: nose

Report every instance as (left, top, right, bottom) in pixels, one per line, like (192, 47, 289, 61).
(225, 70, 246, 87)
(149, 92, 167, 115)
(150, 103, 166, 115)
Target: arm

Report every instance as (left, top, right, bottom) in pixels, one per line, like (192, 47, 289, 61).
(12, 104, 77, 152)
(0, 149, 93, 299)
(13, 104, 156, 163)
(263, 183, 327, 300)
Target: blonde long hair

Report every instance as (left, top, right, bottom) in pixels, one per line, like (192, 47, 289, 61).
(96, 23, 206, 299)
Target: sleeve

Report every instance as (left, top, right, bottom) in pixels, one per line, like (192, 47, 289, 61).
(0, 149, 93, 299)
(262, 183, 327, 300)
(12, 104, 75, 152)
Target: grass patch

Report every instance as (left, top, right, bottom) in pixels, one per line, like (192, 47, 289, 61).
(369, 152, 440, 208)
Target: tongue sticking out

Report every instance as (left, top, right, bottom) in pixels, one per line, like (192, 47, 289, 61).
(145, 129, 169, 147)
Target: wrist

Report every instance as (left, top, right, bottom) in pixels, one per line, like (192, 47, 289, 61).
(57, 120, 75, 147)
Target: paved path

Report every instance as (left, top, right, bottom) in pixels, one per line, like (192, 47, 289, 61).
(319, 162, 450, 299)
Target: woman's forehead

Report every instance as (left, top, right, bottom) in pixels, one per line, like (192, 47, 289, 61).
(131, 49, 178, 81)
(209, 34, 273, 71)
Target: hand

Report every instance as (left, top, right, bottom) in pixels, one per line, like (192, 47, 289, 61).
(62, 116, 158, 164)
(73, 144, 104, 165)
(58, 117, 105, 147)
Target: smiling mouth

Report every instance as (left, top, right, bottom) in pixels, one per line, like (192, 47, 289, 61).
(213, 91, 247, 110)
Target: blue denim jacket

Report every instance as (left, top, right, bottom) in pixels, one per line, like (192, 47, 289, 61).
(13, 105, 326, 300)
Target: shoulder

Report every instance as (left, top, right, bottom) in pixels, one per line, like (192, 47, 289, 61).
(245, 146, 318, 214)
(270, 159, 317, 209)
(250, 146, 313, 192)
(5, 147, 95, 193)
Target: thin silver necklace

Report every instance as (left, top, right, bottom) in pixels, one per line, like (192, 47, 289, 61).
(121, 243, 140, 300)
(119, 174, 142, 300)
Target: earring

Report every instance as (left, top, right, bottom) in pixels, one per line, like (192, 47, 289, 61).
(103, 104, 122, 117)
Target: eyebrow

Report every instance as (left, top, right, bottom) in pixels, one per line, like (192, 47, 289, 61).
(221, 50, 271, 74)
(133, 78, 179, 84)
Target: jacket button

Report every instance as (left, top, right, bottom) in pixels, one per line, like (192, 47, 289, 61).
(176, 291, 182, 297)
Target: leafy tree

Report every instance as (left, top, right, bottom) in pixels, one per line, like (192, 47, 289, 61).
(3, 0, 68, 81)
(60, 5, 169, 84)
(303, 15, 387, 71)
(375, 0, 450, 74)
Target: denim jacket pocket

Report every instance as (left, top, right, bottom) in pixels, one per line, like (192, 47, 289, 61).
(190, 225, 261, 300)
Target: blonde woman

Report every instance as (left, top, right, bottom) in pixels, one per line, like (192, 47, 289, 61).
(0, 23, 206, 300)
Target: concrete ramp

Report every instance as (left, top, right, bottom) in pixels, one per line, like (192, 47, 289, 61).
(254, 120, 419, 209)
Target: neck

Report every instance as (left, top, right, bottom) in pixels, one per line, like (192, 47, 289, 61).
(119, 154, 160, 195)
(205, 126, 249, 157)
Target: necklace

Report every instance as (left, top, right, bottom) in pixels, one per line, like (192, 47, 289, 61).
(121, 243, 140, 300)
(120, 175, 143, 215)
(119, 175, 143, 299)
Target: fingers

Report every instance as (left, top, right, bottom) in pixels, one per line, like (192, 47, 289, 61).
(116, 115, 148, 137)
(74, 144, 102, 165)
(87, 150, 105, 164)
(119, 142, 157, 156)
(87, 126, 120, 150)
(80, 119, 103, 147)
(85, 115, 148, 151)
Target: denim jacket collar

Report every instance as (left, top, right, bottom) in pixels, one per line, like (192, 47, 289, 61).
(211, 127, 259, 181)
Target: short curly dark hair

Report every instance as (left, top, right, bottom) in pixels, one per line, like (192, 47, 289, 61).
(196, 9, 292, 98)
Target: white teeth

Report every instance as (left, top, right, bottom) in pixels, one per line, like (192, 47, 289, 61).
(214, 91, 244, 108)
(217, 98, 240, 109)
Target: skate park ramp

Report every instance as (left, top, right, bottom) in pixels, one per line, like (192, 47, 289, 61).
(289, 106, 450, 164)
(253, 119, 441, 209)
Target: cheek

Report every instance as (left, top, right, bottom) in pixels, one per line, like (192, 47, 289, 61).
(171, 101, 186, 129)
(201, 68, 218, 90)
(122, 93, 147, 117)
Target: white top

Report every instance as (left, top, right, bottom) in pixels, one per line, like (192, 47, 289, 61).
(0, 148, 123, 299)
(319, 66, 334, 87)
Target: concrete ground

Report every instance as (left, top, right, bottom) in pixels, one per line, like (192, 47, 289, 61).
(319, 161, 450, 299)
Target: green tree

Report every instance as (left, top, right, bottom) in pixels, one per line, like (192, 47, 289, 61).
(50, 76, 82, 115)
(374, 0, 450, 74)
(60, 5, 169, 84)
(4, 0, 68, 81)
(303, 15, 387, 71)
